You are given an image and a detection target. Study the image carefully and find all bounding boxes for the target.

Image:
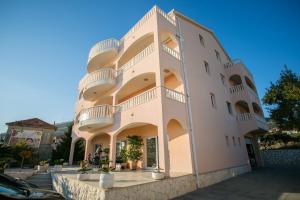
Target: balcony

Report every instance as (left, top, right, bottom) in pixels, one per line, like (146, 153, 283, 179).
(77, 105, 114, 131)
(224, 59, 253, 78)
(81, 68, 116, 101)
(236, 113, 268, 134)
(87, 38, 119, 72)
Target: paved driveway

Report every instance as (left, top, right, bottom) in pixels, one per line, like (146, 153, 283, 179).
(174, 168, 300, 200)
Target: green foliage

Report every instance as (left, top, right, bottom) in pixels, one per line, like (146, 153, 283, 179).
(53, 159, 64, 165)
(52, 122, 84, 164)
(19, 150, 32, 168)
(126, 135, 143, 162)
(263, 66, 300, 131)
(78, 160, 91, 174)
(0, 142, 12, 173)
(39, 160, 48, 166)
(98, 148, 111, 173)
(260, 132, 300, 149)
(10, 141, 33, 168)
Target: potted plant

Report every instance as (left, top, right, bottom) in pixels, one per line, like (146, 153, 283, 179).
(98, 149, 114, 189)
(126, 135, 143, 170)
(53, 159, 64, 172)
(151, 164, 165, 180)
(77, 160, 91, 181)
(120, 149, 128, 169)
(38, 160, 48, 172)
(115, 156, 123, 171)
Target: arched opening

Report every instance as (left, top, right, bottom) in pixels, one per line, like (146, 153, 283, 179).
(229, 74, 242, 86)
(252, 102, 264, 117)
(235, 100, 250, 114)
(115, 73, 156, 104)
(73, 138, 85, 165)
(118, 33, 154, 69)
(89, 133, 111, 165)
(245, 76, 257, 93)
(167, 119, 193, 173)
(115, 123, 158, 169)
(163, 69, 184, 93)
(160, 31, 179, 52)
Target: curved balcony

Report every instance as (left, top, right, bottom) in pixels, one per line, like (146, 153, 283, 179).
(87, 38, 119, 72)
(81, 68, 116, 101)
(77, 105, 114, 131)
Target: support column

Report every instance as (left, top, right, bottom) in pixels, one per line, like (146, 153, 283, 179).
(157, 124, 170, 176)
(109, 134, 117, 167)
(84, 138, 93, 160)
(69, 141, 75, 165)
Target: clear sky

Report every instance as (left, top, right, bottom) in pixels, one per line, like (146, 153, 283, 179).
(0, 0, 299, 133)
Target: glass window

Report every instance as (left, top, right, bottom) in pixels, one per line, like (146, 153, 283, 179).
(225, 136, 229, 146)
(215, 50, 221, 62)
(232, 136, 236, 146)
(204, 61, 210, 74)
(199, 34, 205, 47)
(226, 101, 232, 114)
(210, 93, 216, 108)
(220, 73, 225, 85)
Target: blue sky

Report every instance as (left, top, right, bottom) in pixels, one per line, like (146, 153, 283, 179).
(0, 0, 299, 133)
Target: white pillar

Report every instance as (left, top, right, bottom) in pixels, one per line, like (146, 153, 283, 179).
(109, 135, 117, 167)
(69, 141, 75, 165)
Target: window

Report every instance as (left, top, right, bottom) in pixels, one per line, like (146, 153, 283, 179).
(210, 93, 216, 108)
(225, 136, 229, 146)
(220, 73, 225, 85)
(226, 101, 233, 114)
(204, 61, 210, 74)
(215, 50, 221, 62)
(232, 136, 236, 146)
(238, 137, 241, 146)
(199, 34, 205, 47)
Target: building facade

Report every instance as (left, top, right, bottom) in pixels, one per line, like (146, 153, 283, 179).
(69, 6, 268, 187)
(5, 118, 57, 161)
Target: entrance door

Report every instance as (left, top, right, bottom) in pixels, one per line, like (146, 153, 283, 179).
(246, 143, 257, 168)
(146, 137, 157, 168)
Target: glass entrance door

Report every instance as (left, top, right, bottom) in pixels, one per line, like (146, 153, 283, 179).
(146, 137, 157, 168)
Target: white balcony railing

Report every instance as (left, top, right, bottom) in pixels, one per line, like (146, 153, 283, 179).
(88, 39, 119, 61)
(79, 105, 113, 122)
(229, 84, 244, 94)
(81, 68, 116, 88)
(162, 45, 181, 60)
(118, 43, 155, 75)
(121, 6, 175, 42)
(117, 87, 157, 112)
(156, 6, 176, 25)
(236, 113, 253, 121)
(164, 88, 185, 103)
(224, 59, 253, 77)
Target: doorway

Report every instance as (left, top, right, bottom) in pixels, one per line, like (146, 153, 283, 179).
(146, 137, 157, 168)
(245, 138, 257, 168)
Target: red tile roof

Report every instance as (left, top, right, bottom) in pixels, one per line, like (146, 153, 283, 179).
(6, 118, 56, 130)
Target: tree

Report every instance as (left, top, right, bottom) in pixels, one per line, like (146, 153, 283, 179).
(0, 142, 12, 173)
(51, 122, 84, 164)
(10, 141, 32, 167)
(263, 66, 300, 131)
(19, 150, 32, 168)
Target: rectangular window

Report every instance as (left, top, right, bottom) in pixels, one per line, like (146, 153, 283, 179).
(204, 61, 210, 74)
(215, 50, 221, 62)
(210, 93, 216, 108)
(226, 101, 232, 114)
(220, 73, 225, 85)
(199, 34, 205, 47)
(238, 137, 241, 146)
(232, 136, 236, 146)
(225, 136, 229, 146)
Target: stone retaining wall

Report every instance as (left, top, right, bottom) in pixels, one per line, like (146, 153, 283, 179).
(199, 164, 251, 188)
(261, 149, 300, 168)
(52, 173, 197, 200)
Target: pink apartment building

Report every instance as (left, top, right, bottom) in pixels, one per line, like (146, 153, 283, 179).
(69, 6, 268, 187)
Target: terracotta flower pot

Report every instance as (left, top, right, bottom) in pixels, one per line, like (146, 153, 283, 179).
(129, 160, 137, 170)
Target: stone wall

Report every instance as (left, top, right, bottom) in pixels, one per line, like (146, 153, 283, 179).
(261, 149, 300, 168)
(199, 164, 251, 188)
(52, 173, 197, 200)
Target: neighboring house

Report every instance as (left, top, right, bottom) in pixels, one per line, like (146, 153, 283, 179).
(5, 118, 56, 161)
(52, 121, 73, 150)
(70, 6, 268, 187)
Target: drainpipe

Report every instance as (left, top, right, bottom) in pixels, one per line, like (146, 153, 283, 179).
(175, 15, 200, 188)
